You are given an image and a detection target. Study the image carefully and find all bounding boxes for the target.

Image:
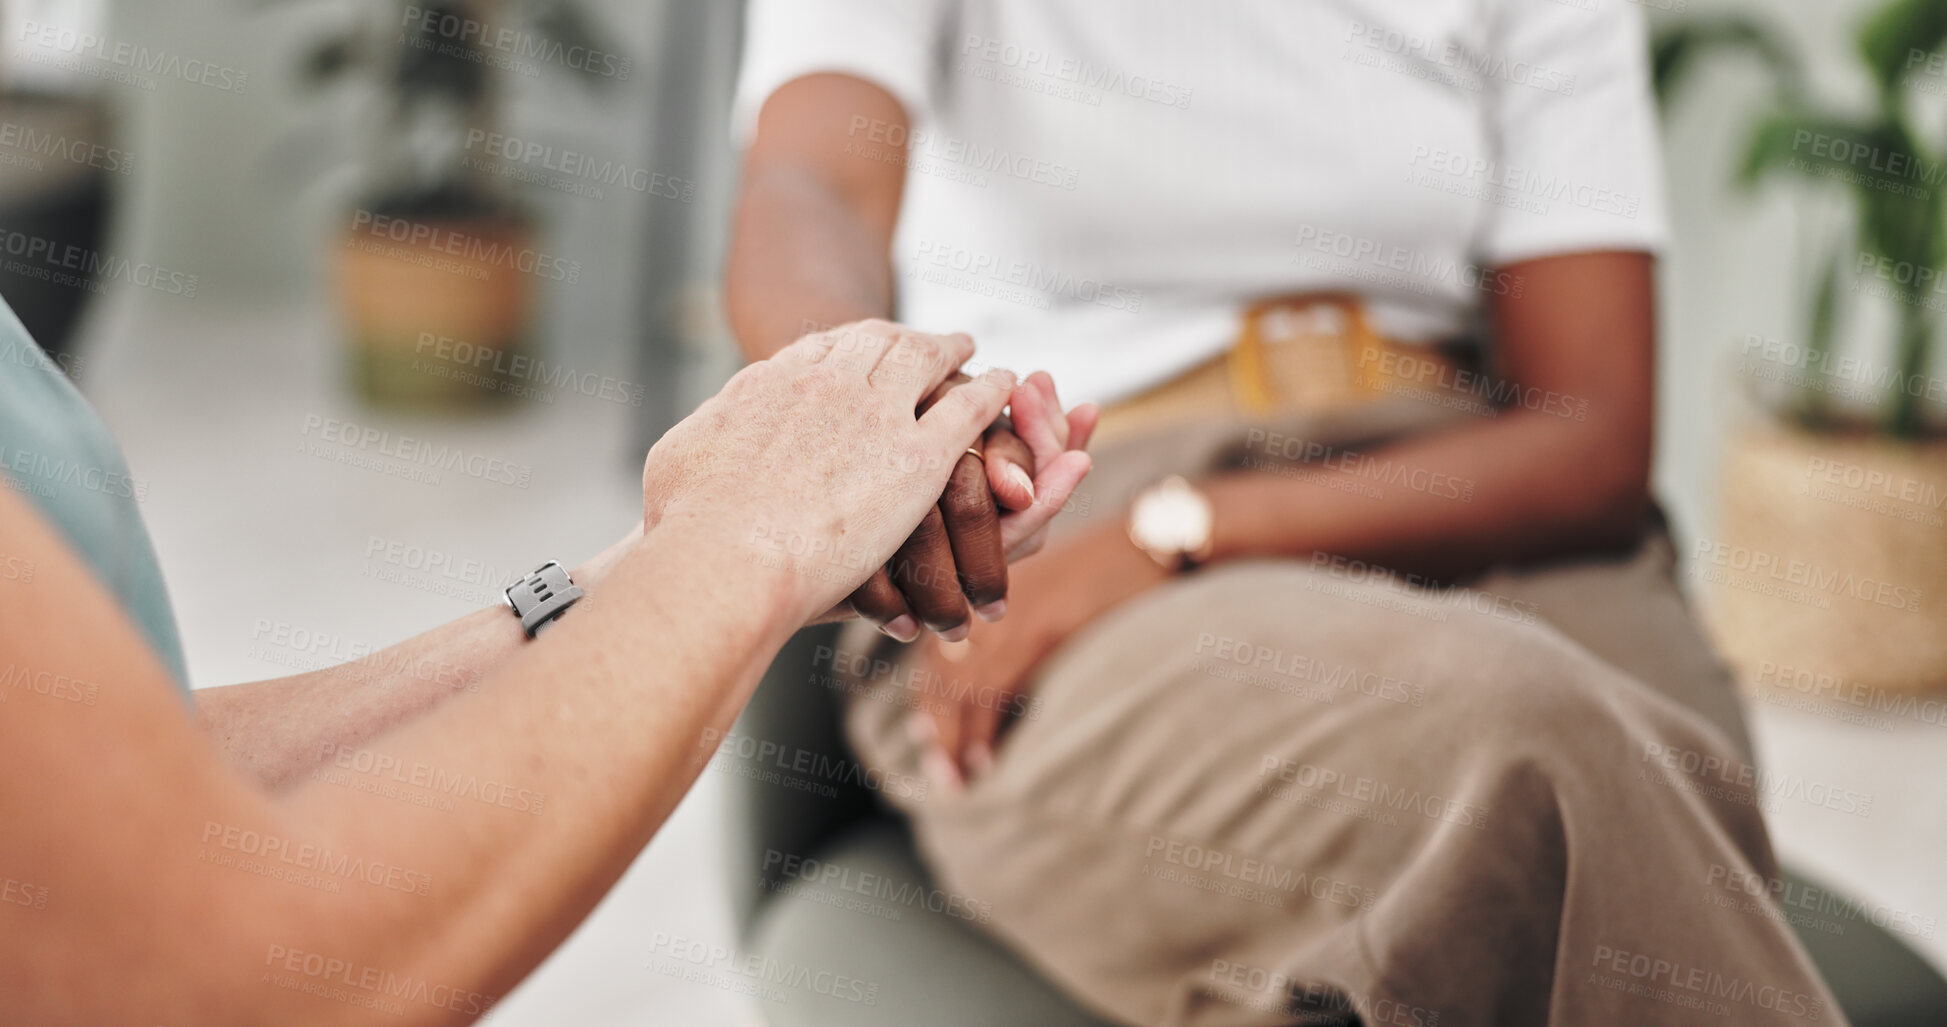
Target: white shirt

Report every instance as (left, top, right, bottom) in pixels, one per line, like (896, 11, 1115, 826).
(735, 0, 1670, 406)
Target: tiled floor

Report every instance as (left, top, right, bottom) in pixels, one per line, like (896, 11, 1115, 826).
(76, 294, 1945, 1024)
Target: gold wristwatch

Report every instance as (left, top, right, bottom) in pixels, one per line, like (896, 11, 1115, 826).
(1127, 475, 1215, 573)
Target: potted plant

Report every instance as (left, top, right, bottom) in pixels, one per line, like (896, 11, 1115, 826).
(290, 0, 625, 407)
(1658, 0, 1947, 696)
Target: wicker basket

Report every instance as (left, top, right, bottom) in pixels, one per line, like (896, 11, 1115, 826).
(1706, 420, 1947, 697)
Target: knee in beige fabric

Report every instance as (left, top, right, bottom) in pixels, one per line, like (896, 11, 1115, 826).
(1395, 615, 1649, 783)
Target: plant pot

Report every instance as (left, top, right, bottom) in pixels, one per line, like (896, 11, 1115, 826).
(1705, 419, 1947, 699)
(334, 200, 535, 409)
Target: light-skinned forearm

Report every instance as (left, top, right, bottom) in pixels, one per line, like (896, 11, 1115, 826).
(194, 530, 641, 790)
(0, 494, 794, 1025)
(270, 515, 804, 1022)
(1, 326, 1023, 1026)
(133, 519, 806, 1026)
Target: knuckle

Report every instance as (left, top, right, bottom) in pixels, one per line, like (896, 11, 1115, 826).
(913, 596, 961, 624)
(944, 386, 983, 418)
(798, 363, 848, 395)
(890, 566, 948, 608)
(911, 337, 945, 373)
(943, 479, 994, 524)
(911, 506, 949, 543)
(855, 595, 901, 622)
(852, 575, 904, 618)
(888, 436, 935, 475)
(966, 583, 1006, 608)
(959, 557, 1006, 599)
(959, 561, 1005, 600)
(825, 322, 869, 356)
(988, 427, 1031, 455)
(889, 543, 951, 591)
(964, 587, 1004, 609)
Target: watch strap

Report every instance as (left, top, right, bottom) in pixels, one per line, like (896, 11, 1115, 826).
(504, 561, 584, 638)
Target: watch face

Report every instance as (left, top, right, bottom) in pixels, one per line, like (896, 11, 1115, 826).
(1133, 480, 1213, 555)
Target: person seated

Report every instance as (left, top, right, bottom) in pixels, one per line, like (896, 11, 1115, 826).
(725, 0, 1842, 1023)
(0, 309, 1092, 1023)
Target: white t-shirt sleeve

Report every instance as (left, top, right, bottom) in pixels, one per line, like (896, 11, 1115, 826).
(1475, 0, 1671, 266)
(732, 0, 953, 143)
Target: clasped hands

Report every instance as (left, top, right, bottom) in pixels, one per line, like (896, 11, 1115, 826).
(626, 320, 1106, 796)
(845, 365, 1098, 643)
(635, 320, 1096, 629)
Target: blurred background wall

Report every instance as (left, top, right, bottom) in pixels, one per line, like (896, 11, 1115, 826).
(11, 0, 745, 439)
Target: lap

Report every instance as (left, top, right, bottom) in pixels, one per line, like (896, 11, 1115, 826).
(841, 555, 1760, 1026)
(847, 535, 1746, 833)
(832, 403, 1773, 1025)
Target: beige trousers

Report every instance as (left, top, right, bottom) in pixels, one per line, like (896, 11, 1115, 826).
(839, 400, 1845, 1027)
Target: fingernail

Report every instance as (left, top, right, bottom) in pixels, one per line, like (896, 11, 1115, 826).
(938, 637, 974, 664)
(937, 622, 970, 643)
(974, 600, 1008, 623)
(922, 748, 965, 792)
(882, 615, 920, 643)
(968, 743, 995, 779)
(1006, 465, 1035, 502)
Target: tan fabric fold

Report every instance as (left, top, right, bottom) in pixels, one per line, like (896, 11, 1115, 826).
(833, 395, 1843, 1027)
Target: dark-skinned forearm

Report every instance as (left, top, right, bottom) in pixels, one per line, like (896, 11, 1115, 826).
(1204, 406, 1650, 583)
(726, 74, 910, 360)
(1200, 252, 1658, 582)
(726, 162, 893, 359)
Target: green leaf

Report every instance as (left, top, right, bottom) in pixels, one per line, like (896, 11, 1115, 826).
(1734, 109, 1882, 191)
(1799, 244, 1843, 427)
(1855, 124, 1941, 270)
(298, 32, 362, 89)
(1857, 0, 1947, 97)
(1652, 18, 1804, 106)
(1887, 301, 1934, 436)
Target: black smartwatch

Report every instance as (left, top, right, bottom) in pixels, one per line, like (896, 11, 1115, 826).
(504, 561, 584, 638)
